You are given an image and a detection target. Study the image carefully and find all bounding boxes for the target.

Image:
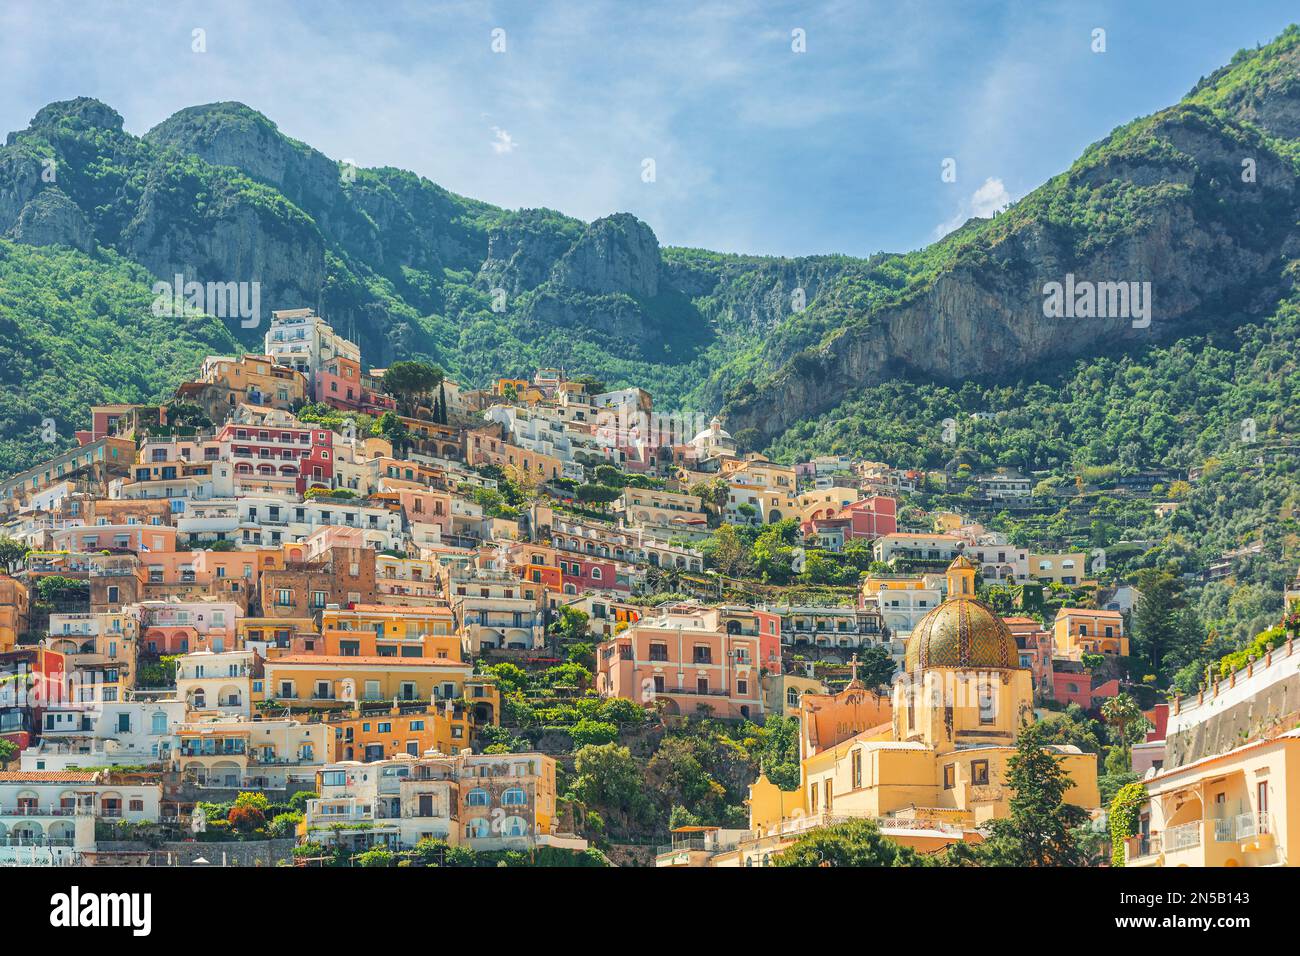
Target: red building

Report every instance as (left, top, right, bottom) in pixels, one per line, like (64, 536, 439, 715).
(559, 555, 628, 594)
(0, 647, 67, 749)
(217, 422, 334, 493)
(1051, 660, 1121, 710)
(839, 495, 897, 540)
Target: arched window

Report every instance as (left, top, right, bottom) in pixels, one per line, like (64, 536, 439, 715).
(465, 788, 490, 807)
(502, 815, 527, 836)
(465, 817, 490, 838)
(501, 787, 527, 806)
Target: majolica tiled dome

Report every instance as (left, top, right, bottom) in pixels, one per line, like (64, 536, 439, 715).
(903, 594, 1018, 672)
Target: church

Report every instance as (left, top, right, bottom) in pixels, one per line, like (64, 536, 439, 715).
(743, 555, 1100, 859)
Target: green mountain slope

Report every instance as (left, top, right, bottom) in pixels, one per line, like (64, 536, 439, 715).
(0, 25, 1297, 491)
(0, 239, 240, 472)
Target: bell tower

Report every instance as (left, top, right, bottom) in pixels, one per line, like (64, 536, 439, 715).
(946, 554, 977, 597)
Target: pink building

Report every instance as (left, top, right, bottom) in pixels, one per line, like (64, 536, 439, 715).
(1003, 616, 1055, 699)
(596, 606, 764, 720)
(138, 599, 243, 655)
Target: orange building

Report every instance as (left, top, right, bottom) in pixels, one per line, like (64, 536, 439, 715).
(327, 701, 475, 762)
(0, 576, 30, 652)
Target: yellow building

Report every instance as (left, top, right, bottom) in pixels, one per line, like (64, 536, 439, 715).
(1124, 731, 1300, 868)
(263, 655, 499, 726)
(733, 556, 1100, 864)
(1053, 607, 1128, 658)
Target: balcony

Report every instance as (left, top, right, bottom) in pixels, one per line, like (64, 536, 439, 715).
(1163, 820, 1202, 852)
(1214, 812, 1271, 843)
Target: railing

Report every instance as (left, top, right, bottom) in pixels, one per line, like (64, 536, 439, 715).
(1217, 812, 1270, 841)
(1129, 833, 1161, 859)
(0, 805, 92, 817)
(1163, 821, 1202, 852)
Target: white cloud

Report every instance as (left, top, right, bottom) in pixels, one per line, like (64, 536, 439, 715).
(934, 177, 1012, 239)
(491, 127, 518, 154)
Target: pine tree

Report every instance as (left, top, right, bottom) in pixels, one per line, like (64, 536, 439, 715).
(976, 722, 1088, 866)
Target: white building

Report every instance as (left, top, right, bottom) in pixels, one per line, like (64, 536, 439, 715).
(264, 308, 359, 381)
(21, 699, 187, 771)
(0, 771, 162, 865)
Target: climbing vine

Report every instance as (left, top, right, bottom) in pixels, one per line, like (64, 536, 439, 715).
(1108, 781, 1147, 867)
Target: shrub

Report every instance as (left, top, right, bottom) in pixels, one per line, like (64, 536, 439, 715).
(227, 805, 266, 834)
(268, 812, 302, 839)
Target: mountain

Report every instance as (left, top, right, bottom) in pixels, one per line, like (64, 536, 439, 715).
(0, 25, 1297, 483)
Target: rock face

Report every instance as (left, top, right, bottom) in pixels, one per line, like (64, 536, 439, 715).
(724, 103, 1300, 440)
(4, 187, 92, 252)
(0, 24, 1296, 436)
(551, 214, 660, 298)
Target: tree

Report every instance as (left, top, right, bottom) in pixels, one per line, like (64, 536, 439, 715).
(1132, 568, 1187, 680)
(704, 524, 749, 578)
(756, 714, 801, 790)
(0, 739, 17, 769)
(854, 645, 897, 692)
(772, 819, 930, 867)
(689, 477, 729, 511)
(552, 606, 590, 643)
(0, 536, 29, 574)
(355, 847, 395, 867)
(569, 743, 649, 825)
(227, 804, 265, 834)
(576, 484, 621, 511)
(381, 360, 443, 410)
(1101, 693, 1146, 750)
(233, 790, 271, 813)
(975, 722, 1088, 866)
(372, 411, 409, 455)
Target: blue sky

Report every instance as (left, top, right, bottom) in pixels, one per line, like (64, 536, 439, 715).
(1, 1, 1295, 257)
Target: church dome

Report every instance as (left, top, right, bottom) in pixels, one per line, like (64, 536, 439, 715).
(904, 570, 1019, 673)
(691, 416, 731, 445)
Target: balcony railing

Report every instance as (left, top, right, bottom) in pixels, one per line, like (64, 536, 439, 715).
(1214, 812, 1270, 842)
(1163, 821, 1202, 852)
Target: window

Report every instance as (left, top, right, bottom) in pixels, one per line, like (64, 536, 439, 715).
(648, 643, 668, 662)
(502, 787, 527, 806)
(971, 760, 989, 787)
(851, 750, 862, 789)
(117, 713, 131, 733)
(943, 764, 955, 789)
(977, 682, 996, 725)
(466, 788, 490, 807)
(696, 677, 709, 695)
(151, 712, 167, 735)
(129, 798, 144, 812)
(322, 770, 346, 787)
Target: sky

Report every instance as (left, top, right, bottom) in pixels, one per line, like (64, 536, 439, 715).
(1, 0, 1295, 258)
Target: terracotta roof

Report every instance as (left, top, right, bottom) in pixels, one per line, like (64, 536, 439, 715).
(0, 771, 97, 782)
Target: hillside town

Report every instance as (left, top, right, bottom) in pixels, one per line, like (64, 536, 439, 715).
(0, 307, 1294, 869)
